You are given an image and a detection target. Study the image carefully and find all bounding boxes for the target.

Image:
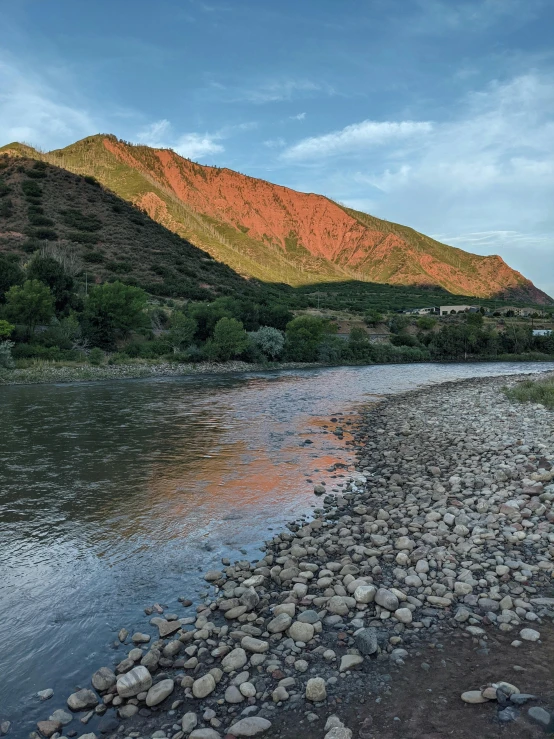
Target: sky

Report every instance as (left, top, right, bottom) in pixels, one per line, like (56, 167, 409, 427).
(1, 0, 553, 296)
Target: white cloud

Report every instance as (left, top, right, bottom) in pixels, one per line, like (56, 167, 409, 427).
(290, 112, 306, 120)
(220, 79, 332, 104)
(282, 119, 433, 160)
(0, 54, 96, 149)
(136, 118, 224, 159)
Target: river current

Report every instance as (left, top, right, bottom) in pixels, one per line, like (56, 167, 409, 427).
(1, 361, 553, 733)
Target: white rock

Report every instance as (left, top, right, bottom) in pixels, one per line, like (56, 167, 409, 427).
(145, 678, 174, 707)
(226, 717, 272, 736)
(520, 628, 540, 642)
(339, 654, 363, 671)
(394, 607, 412, 624)
(305, 677, 327, 702)
(353, 585, 376, 604)
(192, 674, 216, 699)
(461, 691, 489, 704)
(181, 712, 198, 733)
(116, 666, 152, 698)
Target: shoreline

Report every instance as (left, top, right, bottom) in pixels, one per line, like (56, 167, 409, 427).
(2, 357, 554, 388)
(14, 372, 554, 739)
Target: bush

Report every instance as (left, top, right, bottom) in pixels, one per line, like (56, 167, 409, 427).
(0, 255, 24, 301)
(168, 311, 198, 352)
(28, 214, 55, 227)
(248, 326, 285, 360)
(0, 340, 14, 369)
(27, 255, 75, 313)
(68, 231, 100, 245)
(60, 209, 102, 231)
(27, 228, 58, 240)
(504, 377, 554, 408)
(21, 180, 42, 197)
(391, 333, 420, 348)
(11, 343, 79, 361)
(417, 316, 437, 330)
(88, 347, 104, 365)
(0, 319, 14, 338)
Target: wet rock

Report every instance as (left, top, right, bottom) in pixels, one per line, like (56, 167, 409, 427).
(48, 709, 72, 726)
(37, 689, 54, 701)
(116, 666, 152, 698)
(158, 619, 181, 638)
(37, 720, 61, 738)
(67, 689, 99, 711)
(131, 632, 150, 643)
(204, 570, 223, 582)
(91, 667, 116, 692)
(118, 704, 138, 718)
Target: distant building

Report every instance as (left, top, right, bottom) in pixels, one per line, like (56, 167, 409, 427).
(439, 305, 480, 315)
(402, 307, 437, 315)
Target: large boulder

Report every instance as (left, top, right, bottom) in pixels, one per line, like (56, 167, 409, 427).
(116, 666, 152, 698)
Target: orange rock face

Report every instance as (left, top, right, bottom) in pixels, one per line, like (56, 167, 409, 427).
(101, 138, 550, 302)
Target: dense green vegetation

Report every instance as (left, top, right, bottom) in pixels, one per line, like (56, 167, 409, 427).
(504, 376, 554, 408)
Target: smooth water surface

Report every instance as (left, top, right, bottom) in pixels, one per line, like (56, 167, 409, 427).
(1, 361, 552, 733)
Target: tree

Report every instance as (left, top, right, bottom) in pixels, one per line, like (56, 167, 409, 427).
(390, 315, 410, 334)
(168, 311, 198, 352)
(258, 303, 293, 331)
(417, 316, 437, 330)
(209, 317, 248, 361)
(188, 301, 234, 341)
(27, 255, 74, 313)
(285, 315, 336, 362)
(249, 326, 285, 360)
(0, 255, 24, 302)
(83, 281, 148, 349)
(0, 320, 14, 338)
(5, 279, 55, 337)
(364, 309, 384, 326)
(465, 312, 484, 328)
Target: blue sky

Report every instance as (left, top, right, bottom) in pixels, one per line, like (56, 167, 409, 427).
(1, 0, 553, 295)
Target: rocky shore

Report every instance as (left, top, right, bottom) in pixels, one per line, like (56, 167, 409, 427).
(0, 360, 316, 386)
(16, 373, 554, 739)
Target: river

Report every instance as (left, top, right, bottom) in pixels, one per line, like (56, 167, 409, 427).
(1, 361, 552, 735)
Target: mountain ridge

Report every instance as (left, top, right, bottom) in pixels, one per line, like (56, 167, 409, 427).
(1, 134, 551, 304)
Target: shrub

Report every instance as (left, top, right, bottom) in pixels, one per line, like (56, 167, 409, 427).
(27, 228, 58, 240)
(285, 315, 336, 362)
(416, 316, 437, 330)
(0, 320, 14, 338)
(88, 347, 104, 365)
(83, 251, 104, 263)
(21, 180, 42, 197)
(28, 215, 55, 227)
(168, 311, 198, 352)
(248, 326, 285, 360)
(0, 180, 11, 197)
(504, 377, 554, 408)
(60, 209, 102, 231)
(0, 340, 14, 369)
(68, 231, 100, 245)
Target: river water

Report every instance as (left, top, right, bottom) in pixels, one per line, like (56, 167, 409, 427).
(1, 361, 553, 734)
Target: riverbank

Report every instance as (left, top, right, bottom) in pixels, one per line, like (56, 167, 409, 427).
(0, 360, 317, 386)
(2, 356, 554, 387)
(20, 372, 554, 739)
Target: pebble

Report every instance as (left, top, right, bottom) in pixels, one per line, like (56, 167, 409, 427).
(528, 706, 552, 727)
(37, 689, 54, 701)
(461, 691, 489, 704)
(67, 689, 99, 711)
(192, 674, 216, 699)
(519, 628, 540, 642)
(226, 717, 272, 736)
(145, 678, 174, 706)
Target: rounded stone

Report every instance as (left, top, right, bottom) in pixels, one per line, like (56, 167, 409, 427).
(520, 628, 540, 642)
(394, 607, 413, 624)
(227, 717, 272, 736)
(192, 673, 216, 699)
(305, 677, 327, 702)
(181, 712, 198, 733)
(91, 667, 116, 692)
(67, 689, 99, 711)
(375, 588, 399, 612)
(145, 678, 174, 706)
(267, 613, 292, 633)
(222, 647, 248, 672)
(461, 691, 489, 704)
(288, 621, 314, 642)
(353, 585, 377, 604)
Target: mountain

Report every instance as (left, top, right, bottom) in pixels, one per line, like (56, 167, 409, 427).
(1, 134, 551, 305)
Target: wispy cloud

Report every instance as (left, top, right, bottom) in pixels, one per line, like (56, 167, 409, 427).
(263, 137, 286, 148)
(0, 54, 96, 149)
(409, 0, 546, 34)
(290, 112, 306, 120)
(281, 119, 433, 160)
(214, 78, 334, 104)
(136, 118, 224, 158)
